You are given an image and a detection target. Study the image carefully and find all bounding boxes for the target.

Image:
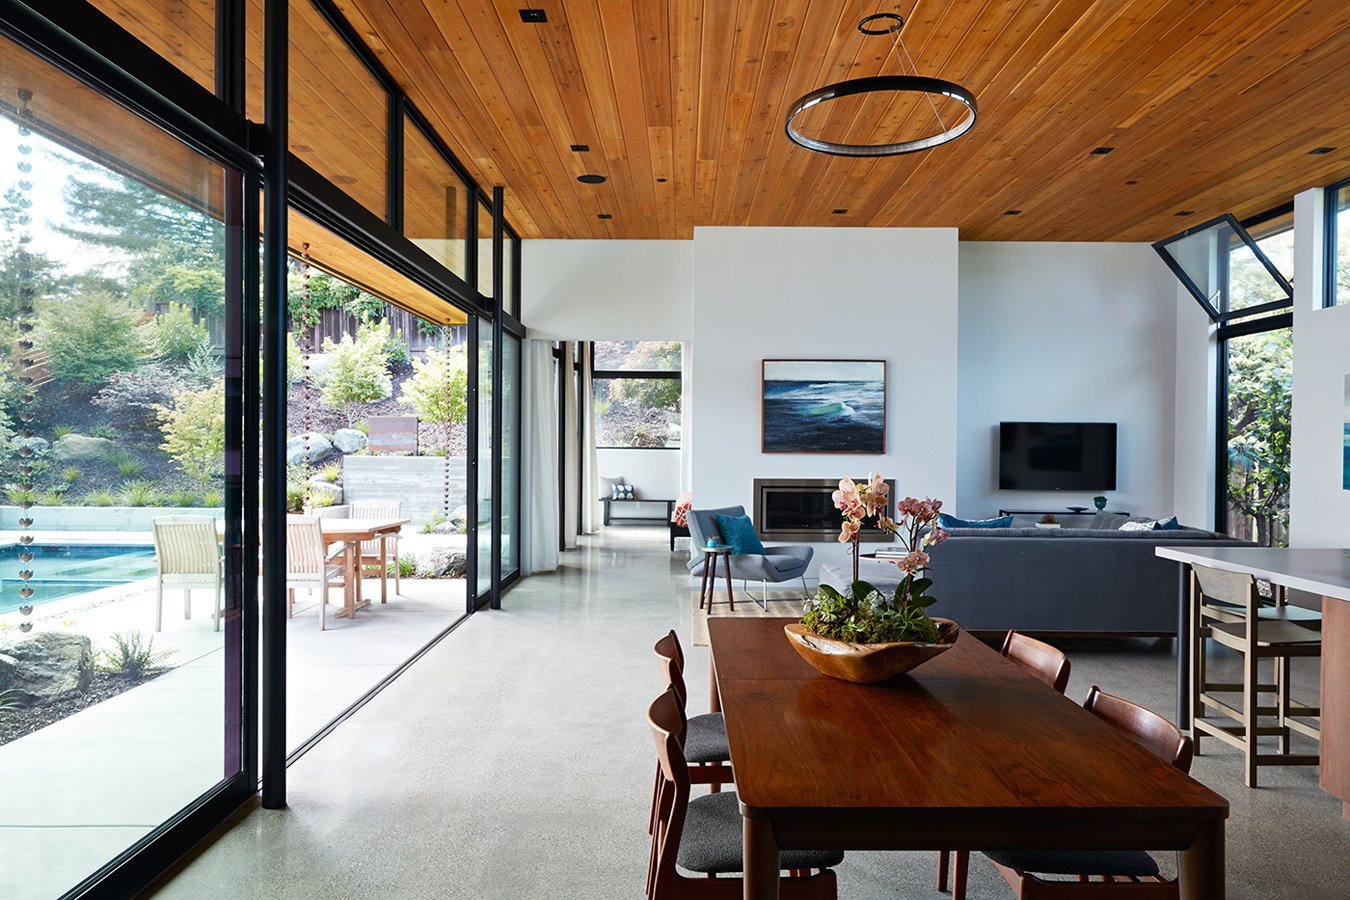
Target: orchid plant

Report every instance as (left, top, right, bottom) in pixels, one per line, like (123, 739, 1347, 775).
(800, 474, 951, 645)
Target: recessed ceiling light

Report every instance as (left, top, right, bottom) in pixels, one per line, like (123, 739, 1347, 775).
(1125, 180, 1138, 185)
(1091, 146, 1115, 155)
(1310, 147, 1336, 155)
(577, 174, 606, 185)
(656, 177, 668, 183)
(831, 208, 847, 215)
(597, 213, 612, 220)
(519, 8, 547, 23)
(1175, 210, 1195, 216)
(570, 144, 589, 152)
(1004, 209, 1021, 216)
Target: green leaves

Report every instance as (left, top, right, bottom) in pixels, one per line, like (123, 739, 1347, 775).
(801, 578, 940, 645)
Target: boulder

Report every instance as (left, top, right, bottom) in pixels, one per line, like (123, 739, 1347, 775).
(0, 631, 93, 705)
(52, 433, 114, 463)
(10, 436, 49, 456)
(307, 481, 343, 506)
(286, 432, 333, 465)
(332, 428, 368, 454)
(415, 546, 467, 578)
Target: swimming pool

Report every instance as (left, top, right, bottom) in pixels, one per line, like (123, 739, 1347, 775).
(0, 544, 156, 614)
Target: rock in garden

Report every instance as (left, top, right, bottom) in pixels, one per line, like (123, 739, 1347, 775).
(285, 432, 333, 465)
(0, 632, 93, 705)
(308, 481, 343, 505)
(332, 428, 368, 454)
(52, 433, 114, 463)
(9, 436, 49, 456)
(415, 547, 467, 578)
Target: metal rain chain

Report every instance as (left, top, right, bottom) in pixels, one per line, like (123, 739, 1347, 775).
(14, 89, 38, 631)
(299, 242, 314, 508)
(785, 2, 978, 157)
(440, 324, 452, 523)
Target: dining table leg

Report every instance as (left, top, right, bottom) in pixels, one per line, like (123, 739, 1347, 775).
(1177, 819, 1225, 899)
(743, 815, 780, 900)
(380, 535, 389, 603)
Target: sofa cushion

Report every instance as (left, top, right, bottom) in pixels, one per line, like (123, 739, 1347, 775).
(714, 513, 766, 555)
(939, 513, 1014, 529)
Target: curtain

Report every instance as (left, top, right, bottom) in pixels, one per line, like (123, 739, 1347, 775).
(521, 339, 559, 574)
(580, 341, 601, 533)
(680, 341, 693, 493)
(560, 340, 579, 550)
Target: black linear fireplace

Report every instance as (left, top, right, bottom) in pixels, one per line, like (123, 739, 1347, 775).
(752, 478, 896, 542)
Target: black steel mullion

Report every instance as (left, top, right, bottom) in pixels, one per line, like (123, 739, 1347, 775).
(387, 93, 404, 230)
(221, 169, 246, 783)
(1215, 312, 1293, 341)
(557, 347, 567, 552)
(466, 193, 479, 299)
(591, 369, 682, 379)
(260, 0, 288, 811)
(1326, 180, 1349, 309)
(215, 0, 245, 113)
(490, 186, 504, 609)
(240, 173, 261, 790)
(1214, 333, 1230, 534)
(465, 315, 480, 615)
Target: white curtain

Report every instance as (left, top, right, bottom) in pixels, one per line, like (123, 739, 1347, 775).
(560, 340, 579, 550)
(680, 341, 693, 493)
(521, 339, 559, 574)
(580, 342, 601, 534)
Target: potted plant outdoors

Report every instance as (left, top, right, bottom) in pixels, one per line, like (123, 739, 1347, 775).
(784, 477, 960, 683)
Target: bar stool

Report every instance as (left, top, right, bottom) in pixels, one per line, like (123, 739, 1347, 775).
(1189, 563, 1321, 787)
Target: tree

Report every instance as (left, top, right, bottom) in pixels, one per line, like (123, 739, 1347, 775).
(157, 378, 226, 491)
(36, 292, 146, 386)
(0, 188, 64, 322)
(145, 302, 210, 361)
(316, 326, 391, 425)
(399, 344, 467, 452)
(1226, 328, 1292, 546)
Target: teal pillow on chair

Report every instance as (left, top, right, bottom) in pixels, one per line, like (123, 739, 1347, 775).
(713, 514, 766, 555)
(938, 513, 1014, 529)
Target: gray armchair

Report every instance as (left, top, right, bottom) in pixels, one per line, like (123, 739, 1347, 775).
(686, 505, 813, 609)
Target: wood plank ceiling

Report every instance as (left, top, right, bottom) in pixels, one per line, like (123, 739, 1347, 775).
(332, 0, 1350, 241)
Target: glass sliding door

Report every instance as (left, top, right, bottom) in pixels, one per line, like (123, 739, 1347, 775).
(475, 316, 493, 605)
(501, 331, 521, 582)
(0, 38, 248, 898)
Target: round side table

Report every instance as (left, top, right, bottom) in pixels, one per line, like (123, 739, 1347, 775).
(698, 544, 736, 612)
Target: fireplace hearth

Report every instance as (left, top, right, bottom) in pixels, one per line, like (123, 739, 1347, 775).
(752, 478, 896, 542)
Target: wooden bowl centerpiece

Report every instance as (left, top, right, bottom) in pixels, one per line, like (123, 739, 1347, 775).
(785, 618, 960, 683)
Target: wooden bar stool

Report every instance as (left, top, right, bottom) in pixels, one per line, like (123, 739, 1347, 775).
(1189, 563, 1321, 787)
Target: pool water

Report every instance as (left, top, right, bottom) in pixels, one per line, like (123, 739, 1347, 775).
(0, 544, 156, 614)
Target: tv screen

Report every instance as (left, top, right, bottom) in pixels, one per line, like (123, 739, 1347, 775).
(998, 422, 1117, 491)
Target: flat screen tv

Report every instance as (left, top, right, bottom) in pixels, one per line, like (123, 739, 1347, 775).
(998, 422, 1117, 491)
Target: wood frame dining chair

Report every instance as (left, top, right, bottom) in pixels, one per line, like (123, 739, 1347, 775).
(940, 630, 1072, 896)
(150, 515, 223, 633)
(653, 630, 733, 792)
(647, 687, 841, 900)
(966, 686, 1194, 899)
(349, 499, 402, 600)
(284, 516, 349, 631)
(1188, 563, 1320, 787)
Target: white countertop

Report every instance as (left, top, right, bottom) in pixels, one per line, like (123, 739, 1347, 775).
(1155, 546, 1350, 603)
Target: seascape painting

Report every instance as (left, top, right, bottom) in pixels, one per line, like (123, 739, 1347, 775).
(1344, 375, 1349, 490)
(762, 360, 886, 453)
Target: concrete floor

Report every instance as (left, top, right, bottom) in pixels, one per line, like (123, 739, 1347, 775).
(151, 526, 1350, 900)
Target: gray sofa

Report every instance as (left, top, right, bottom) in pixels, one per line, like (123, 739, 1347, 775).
(820, 525, 1255, 636)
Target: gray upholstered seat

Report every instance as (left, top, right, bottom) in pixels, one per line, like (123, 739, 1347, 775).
(677, 791, 845, 875)
(685, 505, 812, 604)
(685, 712, 728, 764)
(982, 848, 1161, 878)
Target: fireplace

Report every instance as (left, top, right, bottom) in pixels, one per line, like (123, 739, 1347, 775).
(752, 478, 896, 542)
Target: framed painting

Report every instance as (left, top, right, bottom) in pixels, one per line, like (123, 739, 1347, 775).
(761, 359, 886, 454)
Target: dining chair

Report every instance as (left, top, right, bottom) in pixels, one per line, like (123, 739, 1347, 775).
(150, 515, 223, 633)
(965, 685, 1194, 899)
(285, 515, 349, 631)
(647, 687, 842, 899)
(653, 630, 733, 791)
(349, 499, 402, 600)
(1188, 563, 1320, 787)
(939, 630, 1072, 895)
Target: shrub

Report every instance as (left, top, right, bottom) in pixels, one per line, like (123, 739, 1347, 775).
(52, 425, 76, 439)
(317, 325, 391, 425)
(397, 554, 417, 578)
(36, 291, 145, 386)
(86, 489, 119, 507)
(145, 302, 209, 361)
(94, 362, 209, 429)
(168, 489, 200, 507)
(119, 479, 161, 507)
(184, 336, 221, 383)
(399, 345, 467, 452)
(60, 466, 81, 485)
(318, 462, 341, 483)
(115, 457, 145, 478)
(310, 490, 336, 509)
(384, 326, 411, 367)
(157, 378, 225, 491)
(87, 424, 119, 440)
(35, 489, 63, 506)
(201, 489, 223, 508)
(285, 481, 305, 513)
(419, 511, 448, 534)
(98, 631, 174, 680)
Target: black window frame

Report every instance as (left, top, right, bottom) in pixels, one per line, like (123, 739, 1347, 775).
(1325, 176, 1350, 309)
(1153, 212, 1293, 323)
(591, 341, 684, 451)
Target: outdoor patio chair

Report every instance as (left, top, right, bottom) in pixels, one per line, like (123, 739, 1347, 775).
(349, 499, 402, 600)
(285, 515, 349, 631)
(151, 515, 223, 633)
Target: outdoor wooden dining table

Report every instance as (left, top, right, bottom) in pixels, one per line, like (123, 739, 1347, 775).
(707, 617, 1230, 900)
(313, 517, 408, 620)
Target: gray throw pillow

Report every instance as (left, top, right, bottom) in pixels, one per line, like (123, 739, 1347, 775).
(599, 475, 624, 501)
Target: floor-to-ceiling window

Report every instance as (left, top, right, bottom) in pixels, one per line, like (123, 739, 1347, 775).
(501, 331, 521, 583)
(1328, 178, 1350, 308)
(0, 32, 251, 899)
(475, 315, 493, 605)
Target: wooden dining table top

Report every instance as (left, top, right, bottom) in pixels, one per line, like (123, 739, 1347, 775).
(311, 517, 409, 541)
(709, 617, 1228, 832)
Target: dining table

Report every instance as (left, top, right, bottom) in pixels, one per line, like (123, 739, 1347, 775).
(312, 517, 409, 620)
(707, 616, 1230, 900)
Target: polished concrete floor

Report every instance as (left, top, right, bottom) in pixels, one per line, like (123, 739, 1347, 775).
(154, 527, 1350, 899)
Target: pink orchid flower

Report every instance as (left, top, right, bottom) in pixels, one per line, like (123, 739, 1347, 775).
(897, 550, 930, 574)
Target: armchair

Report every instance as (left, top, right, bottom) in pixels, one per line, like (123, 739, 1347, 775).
(685, 505, 812, 608)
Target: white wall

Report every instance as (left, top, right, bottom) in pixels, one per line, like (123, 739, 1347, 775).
(956, 243, 1181, 521)
(1171, 285, 1217, 528)
(691, 227, 960, 577)
(1290, 187, 1350, 546)
(521, 239, 693, 340)
(596, 447, 681, 521)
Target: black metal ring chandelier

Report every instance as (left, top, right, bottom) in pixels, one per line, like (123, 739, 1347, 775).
(785, 6, 978, 157)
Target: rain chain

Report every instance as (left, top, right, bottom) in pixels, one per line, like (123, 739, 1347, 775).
(440, 324, 452, 520)
(299, 243, 314, 507)
(14, 89, 37, 632)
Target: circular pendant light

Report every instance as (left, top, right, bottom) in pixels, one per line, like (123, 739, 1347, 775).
(785, 6, 978, 157)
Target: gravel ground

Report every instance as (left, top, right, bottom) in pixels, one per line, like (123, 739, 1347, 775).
(0, 669, 165, 746)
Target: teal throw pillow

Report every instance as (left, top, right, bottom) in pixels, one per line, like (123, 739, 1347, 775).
(714, 514, 766, 555)
(1153, 515, 1180, 530)
(938, 513, 1014, 529)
